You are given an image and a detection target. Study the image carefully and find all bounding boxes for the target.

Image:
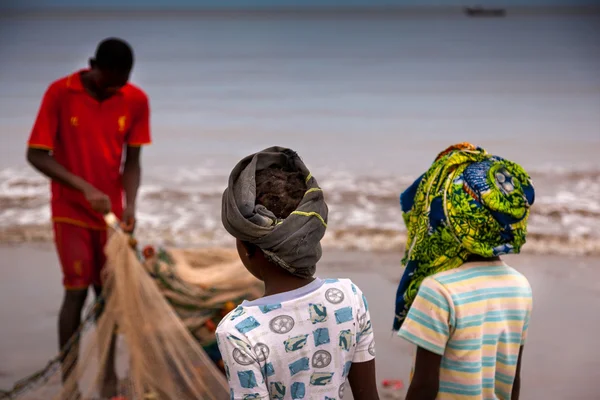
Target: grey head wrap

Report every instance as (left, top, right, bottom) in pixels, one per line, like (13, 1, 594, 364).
(221, 147, 328, 278)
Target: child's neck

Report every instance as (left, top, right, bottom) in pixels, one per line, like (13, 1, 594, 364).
(466, 254, 502, 263)
(263, 275, 316, 297)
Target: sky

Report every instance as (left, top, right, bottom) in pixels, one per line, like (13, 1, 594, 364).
(2, 0, 598, 10)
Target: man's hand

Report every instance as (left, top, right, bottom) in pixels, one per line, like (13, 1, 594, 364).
(84, 187, 111, 215)
(121, 206, 136, 233)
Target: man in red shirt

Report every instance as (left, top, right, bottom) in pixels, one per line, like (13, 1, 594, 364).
(26, 38, 151, 396)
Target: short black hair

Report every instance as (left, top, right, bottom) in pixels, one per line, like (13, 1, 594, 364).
(94, 38, 134, 72)
(255, 166, 307, 220)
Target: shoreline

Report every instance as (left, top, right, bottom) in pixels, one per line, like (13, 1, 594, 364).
(2, 225, 600, 257)
(1, 244, 599, 398)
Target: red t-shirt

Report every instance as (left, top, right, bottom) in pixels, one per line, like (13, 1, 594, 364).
(28, 70, 152, 229)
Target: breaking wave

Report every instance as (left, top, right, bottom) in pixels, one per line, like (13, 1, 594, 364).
(1, 166, 599, 256)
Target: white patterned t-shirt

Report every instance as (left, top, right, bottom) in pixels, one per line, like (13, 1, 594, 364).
(216, 278, 375, 400)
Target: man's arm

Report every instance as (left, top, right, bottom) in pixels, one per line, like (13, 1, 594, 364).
(511, 346, 524, 400)
(26, 85, 110, 214)
(27, 149, 92, 193)
(122, 146, 142, 209)
(27, 149, 111, 214)
(348, 360, 379, 400)
(120, 146, 141, 231)
(405, 347, 442, 400)
(121, 92, 151, 231)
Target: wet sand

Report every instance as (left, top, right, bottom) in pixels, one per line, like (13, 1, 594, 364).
(0, 244, 599, 399)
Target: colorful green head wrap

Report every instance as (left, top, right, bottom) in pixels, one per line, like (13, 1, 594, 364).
(393, 143, 535, 331)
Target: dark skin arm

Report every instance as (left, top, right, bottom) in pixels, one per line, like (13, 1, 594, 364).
(121, 145, 142, 232)
(26, 148, 111, 213)
(511, 346, 524, 400)
(405, 346, 442, 400)
(348, 359, 380, 400)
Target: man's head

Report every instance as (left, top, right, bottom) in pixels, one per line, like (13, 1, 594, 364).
(237, 166, 308, 280)
(88, 38, 134, 95)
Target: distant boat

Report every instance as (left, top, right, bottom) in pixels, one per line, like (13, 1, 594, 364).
(464, 7, 507, 17)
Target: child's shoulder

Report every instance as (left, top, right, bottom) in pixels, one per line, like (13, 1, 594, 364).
(320, 278, 369, 312)
(216, 278, 369, 335)
(431, 261, 531, 288)
(320, 278, 367, 298)
(217, 304, 253, 334)
(321, 277, 361, 291)
(502, 264, 532, 289)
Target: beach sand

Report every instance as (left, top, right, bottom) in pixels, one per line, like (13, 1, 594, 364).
(0, 244, 598, 399)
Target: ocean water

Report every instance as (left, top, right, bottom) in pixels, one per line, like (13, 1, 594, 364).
(0, 12, 599, 254)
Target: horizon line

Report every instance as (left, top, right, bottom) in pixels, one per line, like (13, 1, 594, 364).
(2, 5, 600, 17)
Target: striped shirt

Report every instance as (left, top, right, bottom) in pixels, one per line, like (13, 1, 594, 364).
(398, 261, 532, 400)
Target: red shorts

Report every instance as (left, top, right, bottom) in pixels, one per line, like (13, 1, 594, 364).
(53, 222, 108, 290)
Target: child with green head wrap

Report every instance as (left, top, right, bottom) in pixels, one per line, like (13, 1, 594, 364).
(395, 143, 535, 400)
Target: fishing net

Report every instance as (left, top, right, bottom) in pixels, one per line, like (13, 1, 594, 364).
(2, 214, 263, 400)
